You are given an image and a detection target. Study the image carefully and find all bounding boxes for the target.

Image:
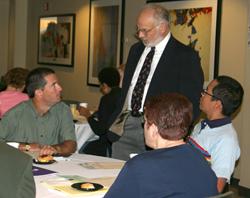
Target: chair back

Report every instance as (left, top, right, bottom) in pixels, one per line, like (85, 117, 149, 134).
(208, 191, 234, 198)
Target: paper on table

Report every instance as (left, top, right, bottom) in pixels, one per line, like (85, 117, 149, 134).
(79, 162, 125, 169)
(41, 175, 110, 197)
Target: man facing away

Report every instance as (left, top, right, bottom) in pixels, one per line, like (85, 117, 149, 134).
(0, 142, 35, 198)
(107, 4, 204, 160)
(0, 67, 76, 156)
(188, 75, 244, 193)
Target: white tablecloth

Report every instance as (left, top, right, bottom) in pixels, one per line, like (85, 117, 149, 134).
(35, 153, 124, 198)
(75, 121, 99, 152)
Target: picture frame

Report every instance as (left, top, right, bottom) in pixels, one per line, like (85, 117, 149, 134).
(37, 14, 75, 67)
(147, 0, 222, 85)
(88, 0, 124, 86)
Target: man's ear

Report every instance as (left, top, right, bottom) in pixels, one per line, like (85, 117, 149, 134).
(159, 22, 169, 34)
(35, 89, 43, 97)
(151, 123, 159, 137)
(215, 100, 223, 112)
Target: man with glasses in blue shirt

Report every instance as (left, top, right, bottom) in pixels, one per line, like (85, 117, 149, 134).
(188, 75, 244, 193)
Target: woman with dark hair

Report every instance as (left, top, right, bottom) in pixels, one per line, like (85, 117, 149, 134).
(104, 93, 218, 198)
(0, 67, 29, 118)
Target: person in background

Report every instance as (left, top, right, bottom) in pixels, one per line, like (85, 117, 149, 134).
(0, 142, 35, 198)
(104, 93, 218, 198)
(188, 75, 244, 193)
(79, 67, 121, 156)
(0, 67, 76, 156)
(107, 4, 204, 160)
(0, 67, 29, 118)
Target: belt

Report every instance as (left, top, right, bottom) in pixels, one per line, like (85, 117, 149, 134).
(130, 111, 143, 117)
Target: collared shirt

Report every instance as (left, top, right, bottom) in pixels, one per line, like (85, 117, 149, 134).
(127, 32, 171, 112)
(200, 117, 232, 130)
(0, 99, 76, 145)
(190, 117, 240, 182)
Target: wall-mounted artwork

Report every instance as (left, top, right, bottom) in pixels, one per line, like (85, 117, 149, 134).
(38, 14, 75, 67)
(147, 0, 221, 85)
(88, 0, 124, 86)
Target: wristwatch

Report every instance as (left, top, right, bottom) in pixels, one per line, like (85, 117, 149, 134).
(25, 144, 31, 151)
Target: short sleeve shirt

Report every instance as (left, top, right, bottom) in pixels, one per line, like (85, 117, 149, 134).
(190, 120, 240, 182)
(0, 100, 76, 145)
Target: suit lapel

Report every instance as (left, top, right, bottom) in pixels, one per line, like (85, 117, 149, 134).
(147, 36, 177, 96)
(123, 43, 145, 93)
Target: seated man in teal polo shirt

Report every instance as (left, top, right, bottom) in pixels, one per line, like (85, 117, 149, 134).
(0, 67, 76, 156)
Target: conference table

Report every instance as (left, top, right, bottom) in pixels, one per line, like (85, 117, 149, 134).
(34, 153, 125, 198)
(74, 119, 99, 152)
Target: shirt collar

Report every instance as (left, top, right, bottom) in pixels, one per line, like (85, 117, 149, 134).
(144, 32, 171, 53)
(200, 117, 231, 130)
(154, 32, 171, 52)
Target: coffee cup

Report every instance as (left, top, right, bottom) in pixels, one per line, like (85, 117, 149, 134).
(70, 104, 77, 116)
(80, 102, 88, 108)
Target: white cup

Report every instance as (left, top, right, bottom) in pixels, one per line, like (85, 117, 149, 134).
(70, 104, 77, 116)
(80, 102, 88, 108)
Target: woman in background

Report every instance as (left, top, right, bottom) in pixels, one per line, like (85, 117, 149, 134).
(0, 67, 29, 118)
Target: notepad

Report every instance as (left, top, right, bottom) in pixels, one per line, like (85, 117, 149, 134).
(79, 161, 125, 169)
(41, 175, 111, 197)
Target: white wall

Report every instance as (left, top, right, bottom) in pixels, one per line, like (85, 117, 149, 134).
(0, 0, 10, 77)
(239, 0, 250, 188)
(219, 0, 249, 185)
(14, 0, 28, 67)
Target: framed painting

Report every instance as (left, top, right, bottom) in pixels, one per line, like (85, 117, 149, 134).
(88, 0, 124, 86)
(147, 0, 222, 85)
(37, 14, 75, 67)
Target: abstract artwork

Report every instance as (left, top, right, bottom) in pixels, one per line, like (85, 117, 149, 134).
(38, 14, 75, 67)
(147, 0, 221, 85)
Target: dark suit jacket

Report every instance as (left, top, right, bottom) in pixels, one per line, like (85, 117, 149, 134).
(82, 87, 121, 156)
(0, 142, 35, 198)
(108, 36, 204, 141)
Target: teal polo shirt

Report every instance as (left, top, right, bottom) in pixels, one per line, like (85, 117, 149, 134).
(0, 100, 76, 145)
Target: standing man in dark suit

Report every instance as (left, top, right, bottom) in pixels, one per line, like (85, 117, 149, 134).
(108, 4, 204, 161)
(0, 142, 35, 198)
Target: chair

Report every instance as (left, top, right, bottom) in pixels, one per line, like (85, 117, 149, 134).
(208, 191, 234, 198)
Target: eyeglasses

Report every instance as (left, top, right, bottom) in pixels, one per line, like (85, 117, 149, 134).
(136, 25, 158, 36)
(201, 89, 221, 101)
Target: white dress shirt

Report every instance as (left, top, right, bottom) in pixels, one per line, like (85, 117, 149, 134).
(127, 32, 171, 112)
